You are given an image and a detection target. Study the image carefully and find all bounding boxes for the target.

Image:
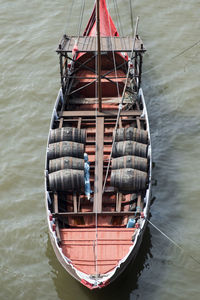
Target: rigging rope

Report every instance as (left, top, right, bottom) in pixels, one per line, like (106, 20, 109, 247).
(94, 72, 99, 285)
(78, 0, 85, 36)
(143, 38, 200, 75)
(171, 39, 200, 59)
(112, 0, 124, 36)
(146, 218, 200, 265)
(107, 1, 120, 98)
(129, 0, 134, 36)
(94, 4, 99, 282)
(102, 16, 140, 194)
(63, 0, 74, 34)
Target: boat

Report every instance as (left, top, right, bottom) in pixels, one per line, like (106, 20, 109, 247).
(45, 0, 152, 289)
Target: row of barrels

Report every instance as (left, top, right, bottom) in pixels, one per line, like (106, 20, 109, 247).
(47, 127, 86, 192)
(110, 127, 149, 193)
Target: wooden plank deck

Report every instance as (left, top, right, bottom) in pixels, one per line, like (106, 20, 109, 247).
(57, 36, 146, 53)
(60, 228, 134, 274)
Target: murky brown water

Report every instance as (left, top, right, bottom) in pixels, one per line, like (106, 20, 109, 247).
(0, 0, 200, 299)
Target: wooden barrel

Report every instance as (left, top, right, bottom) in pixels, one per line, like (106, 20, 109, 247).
(48, 141, 84, 160)
(112, 155, 148, 172)
(49, 127, 86, 144)
(49, 156, 84, 173)
(112, 141, 148, 158)
(48, 169, 84, 192)
(110, 168, 147, 192)
(115, 127, 148, 144)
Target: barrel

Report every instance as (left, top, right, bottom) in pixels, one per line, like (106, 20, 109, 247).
(48, 141, 84, 160)
(49, 127, 86, 144)
(48, 169, 84, 192)
(112, 141, 148, 158)
(115, 127, 148, 144)
(49, 156, 84, 173)
(112, 155, 148, 172)
(110, 168, 147, 192)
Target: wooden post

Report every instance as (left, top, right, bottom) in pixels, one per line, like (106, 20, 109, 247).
(138, 53, 143, 89)
(73, 192, 78, 213)
(136, 117, 141, 130)
(116, 193, 122, 212)
(136, 194, 143, 214)
(53, 193, 61, 243)
(59, 52, 64, 92)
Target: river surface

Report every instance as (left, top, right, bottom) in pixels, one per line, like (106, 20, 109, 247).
(0, 0, 200, 299)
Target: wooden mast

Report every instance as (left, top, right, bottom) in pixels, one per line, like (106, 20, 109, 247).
(97, 0, 102, 111)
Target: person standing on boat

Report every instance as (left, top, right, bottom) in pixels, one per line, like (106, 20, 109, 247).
(84, 153, 91, 200)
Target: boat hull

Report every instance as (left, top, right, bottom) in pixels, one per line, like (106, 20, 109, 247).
(45, 0, 152, 289)
(45, 86, 152, 289)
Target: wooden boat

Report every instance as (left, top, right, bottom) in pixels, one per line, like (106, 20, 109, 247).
(45, 0, 152, 289)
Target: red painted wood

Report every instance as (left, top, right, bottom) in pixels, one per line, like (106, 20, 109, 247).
(60, 228, 134, 274)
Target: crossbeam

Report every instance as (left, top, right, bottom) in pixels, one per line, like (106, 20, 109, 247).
(60, 110, 142, 117)
(53, 211, 138, 217)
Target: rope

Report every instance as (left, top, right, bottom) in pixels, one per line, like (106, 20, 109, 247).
(146, 218, 200, 265)
(143, 38, 200, 76)
(107, 1, 120, 98)
(94, 7, 99, 283)
(102, 16, 140, 194)
(78, 0, 85, 36)
(113, 0, 124, 36)
(121, 16, 139, 101)
(129, 0, 134, 36)
(171, 39, 200, 59)
(63, 0, 74, 34)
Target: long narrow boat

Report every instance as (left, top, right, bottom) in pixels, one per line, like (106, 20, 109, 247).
(45, 0, 152, 289)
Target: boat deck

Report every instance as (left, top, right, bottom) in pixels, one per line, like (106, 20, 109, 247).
(60, 227, 134, 274)
(57, 36, 146, 53)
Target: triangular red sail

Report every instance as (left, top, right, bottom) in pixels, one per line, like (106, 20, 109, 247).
(83, 0, 119, 37)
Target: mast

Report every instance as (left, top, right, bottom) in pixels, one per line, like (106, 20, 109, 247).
(97, 0, 102, 111)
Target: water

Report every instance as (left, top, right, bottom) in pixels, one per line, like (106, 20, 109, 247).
(0, 0, 200, 299)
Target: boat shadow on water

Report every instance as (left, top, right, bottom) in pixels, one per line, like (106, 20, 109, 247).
(46, 225, 153, 300)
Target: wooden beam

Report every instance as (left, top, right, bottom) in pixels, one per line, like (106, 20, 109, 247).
(77, 117, 81, 129)
(57, 117, 145, 123)
(69, 97, 125, 104)
(136, 194, 143, 214)
(73, 192, 77, 213)
(60, 110, 142, 117)
(59, 117, 64, 128)
(93, 117, 104, 213)
(119, 117, 122, 128)
(53, 193, 61, 243)
(116, 193, 123, 212)
(136, 117, 141, 130)
(53, 211, 138, 217)
(53, 193, 58, 213)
